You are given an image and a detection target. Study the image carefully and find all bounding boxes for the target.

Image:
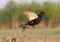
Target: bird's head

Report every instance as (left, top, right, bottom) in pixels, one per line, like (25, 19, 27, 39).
(40, 10, 46, 14)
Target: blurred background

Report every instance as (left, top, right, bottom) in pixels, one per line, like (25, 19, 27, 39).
(0, 0, 60, 29)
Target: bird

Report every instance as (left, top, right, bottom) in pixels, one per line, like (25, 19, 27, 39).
(19, 10, 45, 30)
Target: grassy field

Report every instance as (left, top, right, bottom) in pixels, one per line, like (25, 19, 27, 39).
(0, 28, 60, 42)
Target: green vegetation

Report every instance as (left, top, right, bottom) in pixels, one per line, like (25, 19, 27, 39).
(0, 1, 60, 29)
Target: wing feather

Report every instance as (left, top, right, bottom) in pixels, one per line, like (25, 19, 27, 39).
(22, 11, 38, 21)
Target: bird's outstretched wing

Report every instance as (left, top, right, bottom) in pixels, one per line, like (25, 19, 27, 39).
(22, 11, 38, 21)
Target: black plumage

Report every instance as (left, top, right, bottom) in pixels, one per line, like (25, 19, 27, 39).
(19, 10, 45, 30)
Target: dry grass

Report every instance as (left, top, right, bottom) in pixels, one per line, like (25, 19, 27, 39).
(0, 28, 60, 42)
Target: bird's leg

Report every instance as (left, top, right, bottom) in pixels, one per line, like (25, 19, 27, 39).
(19, 23, 27, 31)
